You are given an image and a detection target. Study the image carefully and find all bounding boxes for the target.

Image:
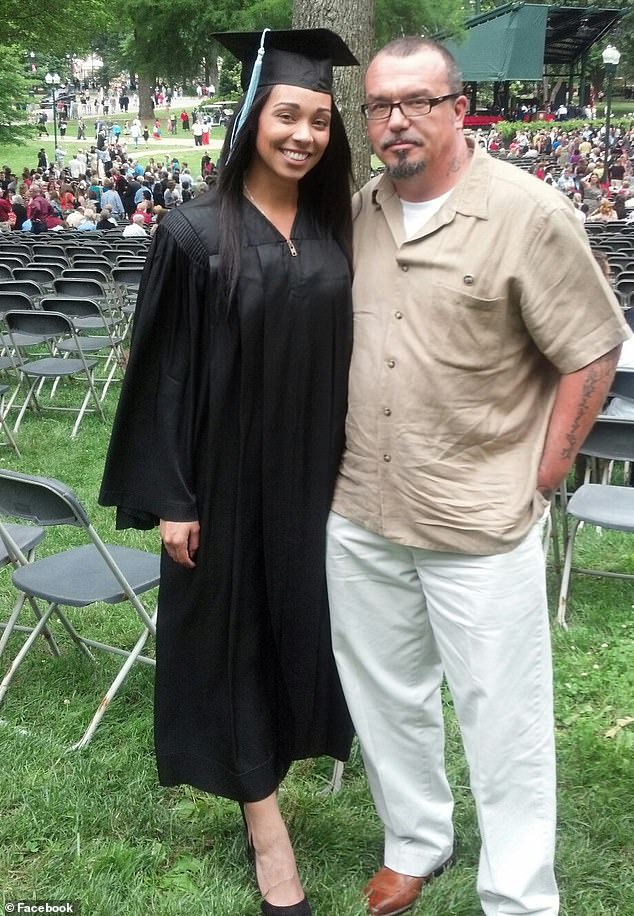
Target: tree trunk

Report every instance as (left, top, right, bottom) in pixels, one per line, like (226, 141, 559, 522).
(293, 0, 374, 188)
(137, 73, 155, 121)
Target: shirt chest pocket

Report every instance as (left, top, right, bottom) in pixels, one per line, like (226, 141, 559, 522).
(424, 284, 507, 372)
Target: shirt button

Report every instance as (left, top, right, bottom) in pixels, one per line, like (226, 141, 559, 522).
(383, 454, 391, 462)
(394, 311, 403, 319)
(383, 407, 392, 416)
(386, 359, 396, 368)
(400, 265, 409, 272)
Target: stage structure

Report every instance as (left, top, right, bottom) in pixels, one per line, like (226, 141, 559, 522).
(438, 3, 624, 124)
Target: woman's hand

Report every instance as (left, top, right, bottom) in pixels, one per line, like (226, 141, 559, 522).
(159, 520, 200, 568)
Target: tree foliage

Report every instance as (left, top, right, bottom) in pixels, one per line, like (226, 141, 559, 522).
(0, 45, 38, 144)
(375, 0, 464, 47)
(4, 0, 109, 56)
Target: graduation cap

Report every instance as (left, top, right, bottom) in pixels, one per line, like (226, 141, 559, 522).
(213, 28, 358, 156)
(214, 28, 358, 94)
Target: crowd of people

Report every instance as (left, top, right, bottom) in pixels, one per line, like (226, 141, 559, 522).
(0, 150, 216, 235)
(476, 120, 634, 223)
(8, 105, 634, 238)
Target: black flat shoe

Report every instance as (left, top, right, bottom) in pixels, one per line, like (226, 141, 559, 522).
(261, 898, 312, 916)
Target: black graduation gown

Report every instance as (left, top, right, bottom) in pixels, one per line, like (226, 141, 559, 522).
(99, 190, 354, 801)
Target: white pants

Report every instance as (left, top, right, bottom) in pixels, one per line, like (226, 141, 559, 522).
(326, 513, 558, 916)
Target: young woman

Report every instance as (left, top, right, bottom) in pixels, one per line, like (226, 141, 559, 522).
(100, 29, 357, 916)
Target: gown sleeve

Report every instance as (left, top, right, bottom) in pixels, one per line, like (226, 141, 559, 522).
(99, 219, 211, 529)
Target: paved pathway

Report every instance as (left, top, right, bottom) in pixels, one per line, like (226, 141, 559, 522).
(38, 95, 227, 160)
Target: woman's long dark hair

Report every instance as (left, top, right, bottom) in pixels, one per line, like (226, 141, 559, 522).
(216, 86, 353, 315)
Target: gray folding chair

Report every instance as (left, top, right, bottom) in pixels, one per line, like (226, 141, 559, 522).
(29, 244, 65, 258)
(557, 417, 634, 627)
(4, 309, 105, 438)
(40, 297, 125, 400)
(52, 277, 121, 318)
(111, 266, 143, 336)
(0, 279, 44, 305)
(61, 267, 113, 285)
(31, 254, 70, 270)
(0, 469, 160, 750)
(0, 385, 20, 455)
(70, 255, 113, 271)
(13, 266, 57, 292)
(0, 292, 48, 420)
(0, 255, 29, 271)
(611, 367, 634, 402)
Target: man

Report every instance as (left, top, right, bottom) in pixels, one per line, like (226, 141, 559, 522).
(326, 37, 631, 916)
(557, 165, 576, 195)
(99, 177, 125, 219)
(130, 120, 141, 147)
(68, 154, 82, 181)
(54, 144, 66, 169)
(122, 213, 147, 237)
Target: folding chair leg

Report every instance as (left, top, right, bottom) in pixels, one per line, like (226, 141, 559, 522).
(0, 593, 62, 658)
(558, 481, 569, 547)
(328, 759, 345, 794)
(70, 378, 105, 439)
(557, 518, 581, 629)
(0, 391, 20, 456)
(51, 608, 96, 662)
(0, 594, 28, 657)
(98, 356, 122, 402)
(0, 602, 57, 706)
(12, 380, 41, 435)
(69, 608, 157, 751)
(549, 511, 561, 575)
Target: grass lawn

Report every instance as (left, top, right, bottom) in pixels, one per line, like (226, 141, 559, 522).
(0, 118, 225, 178)
(0, 374, 631, 915)
(607, 98, 634, 117)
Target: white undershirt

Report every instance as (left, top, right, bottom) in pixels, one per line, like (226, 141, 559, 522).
(400, 190, 453, 238)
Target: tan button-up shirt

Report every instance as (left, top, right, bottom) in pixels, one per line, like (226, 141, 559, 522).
(333, 142, 631, 555)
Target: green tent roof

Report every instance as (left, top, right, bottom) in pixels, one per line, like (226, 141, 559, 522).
(440, 4, 623, 81)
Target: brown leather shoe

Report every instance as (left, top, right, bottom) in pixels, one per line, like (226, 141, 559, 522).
(363, 858, 452, 916)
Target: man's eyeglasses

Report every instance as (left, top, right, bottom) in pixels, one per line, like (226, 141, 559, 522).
(361, 94, 460, 121)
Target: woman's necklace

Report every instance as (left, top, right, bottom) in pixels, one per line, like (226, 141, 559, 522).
(243, 182, 298, 257)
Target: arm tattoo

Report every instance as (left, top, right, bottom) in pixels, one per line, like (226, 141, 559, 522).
(560, 348, 620, 460)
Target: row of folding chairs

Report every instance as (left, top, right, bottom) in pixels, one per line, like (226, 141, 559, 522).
(0, 268, 142, 335)
(0, 305, 120, 442)
(586, 221, 634, 235)
(0, 263, 145, 287)
(0, 468, 159, 750)
(3, 230, 149, 244)
(0, 249, 147, 268)
(0, 244, 148, 274)
(0, 283, 130, 443)
(0, 267, 143, 291)
(0, 242, 149, 262)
